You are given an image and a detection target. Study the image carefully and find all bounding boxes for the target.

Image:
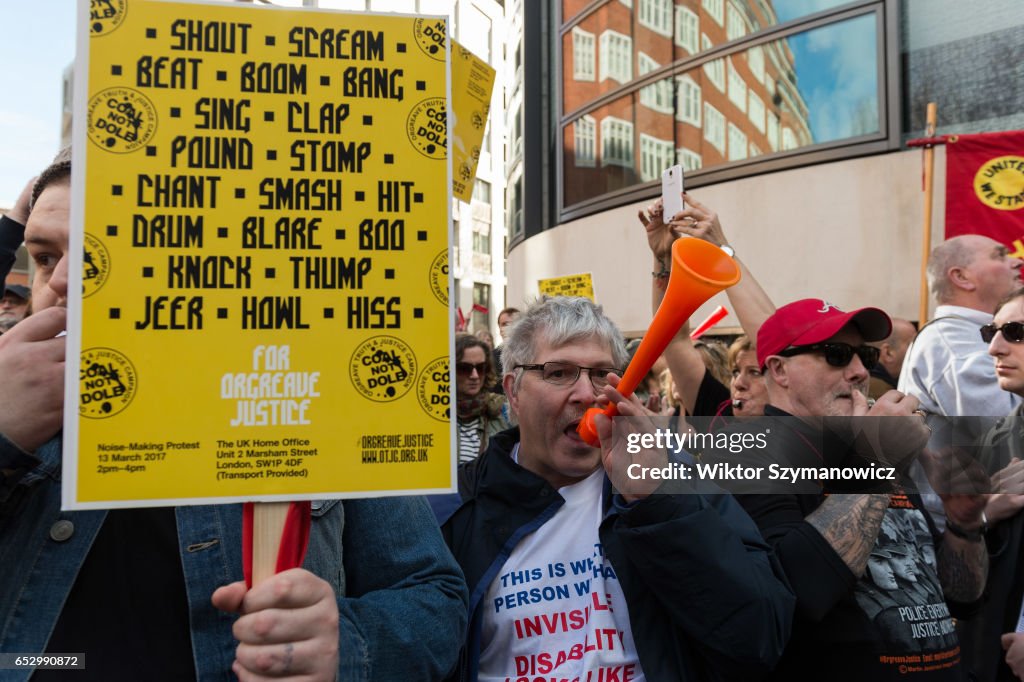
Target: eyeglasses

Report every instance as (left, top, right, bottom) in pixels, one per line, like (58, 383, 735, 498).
(981, 321, 1024, 343)
(514, 361, 620, 389)
(777, 342, 880, 369)
(455, 362, 489, 377)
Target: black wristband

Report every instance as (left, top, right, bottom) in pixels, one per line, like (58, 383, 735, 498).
(945, 515, 987, 542)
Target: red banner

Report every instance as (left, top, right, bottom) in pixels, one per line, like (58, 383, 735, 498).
(945, 131, 1024, 256)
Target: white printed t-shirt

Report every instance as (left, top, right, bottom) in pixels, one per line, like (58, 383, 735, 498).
(477, 467, 646, 682)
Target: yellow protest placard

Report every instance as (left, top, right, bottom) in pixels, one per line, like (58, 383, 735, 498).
(538, 273, 596, 301)
(450, 41, 495, 202)
(65, 0, 453, 508)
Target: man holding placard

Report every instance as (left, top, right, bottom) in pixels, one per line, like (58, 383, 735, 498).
(0, 148, 468, 682)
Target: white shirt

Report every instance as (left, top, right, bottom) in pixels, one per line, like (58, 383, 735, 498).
(898, 304, 1020, 418)
(477, 467, 645, 682)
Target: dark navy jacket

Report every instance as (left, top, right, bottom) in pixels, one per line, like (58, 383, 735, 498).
(433, 427, 795, 681)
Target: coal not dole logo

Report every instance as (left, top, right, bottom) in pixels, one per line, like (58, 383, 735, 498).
(82, 233, 111, 297)
(87, 87, 157, 153)
(974, 155, 1024, 210)
(80, 348, 137, 418)
(89, 0, 127, 36)
(413, 18, 447, 60)
(416, 357, 450, 421)
(429, 249, 448, 305)
(350, 336, 417, 402)
(407, 98, 447, 160)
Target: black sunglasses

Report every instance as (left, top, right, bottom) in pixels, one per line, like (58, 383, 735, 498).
(981, 321, 1024, 343)
(455, 361, 489, 377)
(777, 342, 880, 369)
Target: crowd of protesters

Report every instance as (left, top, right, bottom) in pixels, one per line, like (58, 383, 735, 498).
(4, 147, 1024, 682)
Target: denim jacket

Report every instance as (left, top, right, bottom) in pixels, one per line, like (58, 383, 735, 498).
(0, 435, 468, 681)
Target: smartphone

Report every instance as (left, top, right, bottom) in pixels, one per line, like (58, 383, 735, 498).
(661, 164, 684, 219)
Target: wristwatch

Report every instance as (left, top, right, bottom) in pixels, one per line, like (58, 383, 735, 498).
(720, 244, 735, 258)
(945, 511, 988, 542)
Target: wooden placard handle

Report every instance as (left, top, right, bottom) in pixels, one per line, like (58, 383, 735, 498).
(251, 501, 291, 585)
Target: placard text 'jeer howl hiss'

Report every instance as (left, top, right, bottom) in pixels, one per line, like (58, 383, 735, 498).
(64, 0, 454, 508)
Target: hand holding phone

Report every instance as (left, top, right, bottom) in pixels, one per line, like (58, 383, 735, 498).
(661, 165, 684, 220)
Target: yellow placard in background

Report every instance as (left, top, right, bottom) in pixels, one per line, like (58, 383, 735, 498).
(450, 41, 495, 202)
(538, 273, 595, 301)
(67, 0, 453, 508)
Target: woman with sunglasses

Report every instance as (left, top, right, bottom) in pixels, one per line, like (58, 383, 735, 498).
(455, 332, 511, 464)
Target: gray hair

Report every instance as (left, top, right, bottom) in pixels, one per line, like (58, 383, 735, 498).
(927, 236, 974, 304)
(501, 296, 628, 391)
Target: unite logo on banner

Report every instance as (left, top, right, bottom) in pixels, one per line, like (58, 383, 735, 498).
(945, 130, 1024, 256)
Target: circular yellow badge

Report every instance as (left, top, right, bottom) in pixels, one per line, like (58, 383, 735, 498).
(413, 18, 447, 61)
(973, 155, 1024, 211)
(406, 98, 447, 160)
(429, 249, 448, 305)
(349, 336, 417, 402)
(80, 348, 138, 418)
(416, 357, 451, 421)
(89, 0, 127, 36)
(87, 87, 158, 153)
(82, 233, 111, 298)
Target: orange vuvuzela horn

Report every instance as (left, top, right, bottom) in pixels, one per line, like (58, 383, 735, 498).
(577, 238, 741, 446)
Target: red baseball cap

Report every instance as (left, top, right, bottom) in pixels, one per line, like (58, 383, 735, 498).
(757, 299, 892, 368)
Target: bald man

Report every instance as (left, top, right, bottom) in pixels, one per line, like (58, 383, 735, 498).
(899, 235, 1023, 418)
(868, 318, 917, 400)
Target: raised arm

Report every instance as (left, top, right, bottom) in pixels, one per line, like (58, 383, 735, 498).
(667, 193, 775, 336)
(639, 199, 704, 415)
(0, 177, 33, 284)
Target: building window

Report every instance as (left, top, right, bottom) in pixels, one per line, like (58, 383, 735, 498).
(638, 53, 673, 113)
(463, 6, 491, 61)
(472, 179, 491, 205)
(639, 0, 673, 37)
(748, 91, 765, 133)
(747, 44, 765, 84)
(675, 75, 702, 127)
(599, 30, 633, 84)
(728, 123, 748, 161)
(703, 0, 724, 27)
(674, 6, 699, 55)
(472, 283, 490, 331)
(508, 174, 523, 240)
(782, 127, 798, 151)
(677, 147, 703, 171)
(601, 116, 635, 167)
(557, 4, 890, 216)
(640, 134, 675, 181)
(702, 35, 724, 91)
(703, 103, 725, 154)
(574, 115, 596, 167)
(767, 110, 780, 152)
(726, 2, 747, 41)
(472, 227, 490, 256)
(727, 59, 747, 112)
(572, 27, 595, 82)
